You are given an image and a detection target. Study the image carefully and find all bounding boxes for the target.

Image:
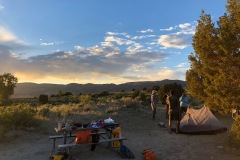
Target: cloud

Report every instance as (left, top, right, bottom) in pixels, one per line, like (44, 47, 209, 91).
(0, 4, 4, 10)
(122, 67, 187, 82)
(157, 22, 196, 49)
(158, 34, 192, 49)
(0, 43, 168, 84)
(0, 26, 18, 42)
(0, 26, 192, 84)
(132, 35, 155, 40)
(139, 29, 154, 33)
(103, 36, 135, 46)
(160, 27, 175, 31)
(176, 62, 188, 68)
(40, 39, 64, 46)
(0, 26, 30, 51)
(179, 23, 191, 29)
(102, 35, 146, 53)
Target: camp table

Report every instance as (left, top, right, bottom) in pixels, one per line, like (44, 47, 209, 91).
(49, 122, 121, 151)
(51, 122, 126, 159)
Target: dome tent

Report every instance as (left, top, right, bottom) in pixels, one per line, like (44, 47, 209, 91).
(179, 106, 227, 134)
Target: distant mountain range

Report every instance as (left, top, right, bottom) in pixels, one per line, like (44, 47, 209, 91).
(12, 79, 186, 98)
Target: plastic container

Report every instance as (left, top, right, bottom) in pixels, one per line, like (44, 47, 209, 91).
(57, 121, 63, 131)
(111, 126, 121, 148)
(53, 154, 64, 160)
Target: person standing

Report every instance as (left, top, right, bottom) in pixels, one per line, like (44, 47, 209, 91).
(179, 93, 188, 118)
(163, 93, 170, 119)
(151, 90, 158, 120)
(166, 90, 180, 134)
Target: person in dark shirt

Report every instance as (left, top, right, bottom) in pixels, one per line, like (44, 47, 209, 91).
(166, 90, 180, 134)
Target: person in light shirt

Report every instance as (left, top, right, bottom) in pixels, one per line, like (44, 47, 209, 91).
(151, 90, 158, 120)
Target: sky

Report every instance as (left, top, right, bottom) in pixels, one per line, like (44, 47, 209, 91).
(0, 0, 228, 84)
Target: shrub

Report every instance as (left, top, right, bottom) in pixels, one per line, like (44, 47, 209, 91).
(120, 97, 139, 108)
(50, 104, 74, 120)
(0, 104, 39, 130)
(231, 115, 240, 140)
(226, 115, 240, 148)
(39, 94, 48, 104)
(113, 92, 126, 99)
(37, 105, 51, 119)
(79, 95, 92, 105)
(131, 90, 140, 99)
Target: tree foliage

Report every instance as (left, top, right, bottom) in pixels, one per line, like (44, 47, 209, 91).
(0, 73, 18, 105)
(158, 82, 185, 104)
(186, 0, 240, 113)
(39, 94, 49, 104)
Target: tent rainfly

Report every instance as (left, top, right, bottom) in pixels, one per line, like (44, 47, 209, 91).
(179, 105, 227, 134)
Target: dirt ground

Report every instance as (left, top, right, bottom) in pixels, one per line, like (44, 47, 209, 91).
(0, 106, 239, 160)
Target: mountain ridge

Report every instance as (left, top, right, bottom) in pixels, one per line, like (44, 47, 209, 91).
(13, 79, 186, 98)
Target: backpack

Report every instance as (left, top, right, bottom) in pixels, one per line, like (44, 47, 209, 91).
(142, 149, 156, 160)
(119, 145, 135, 159)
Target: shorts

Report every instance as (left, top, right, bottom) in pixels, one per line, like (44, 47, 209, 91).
(170, 110, 179, 121)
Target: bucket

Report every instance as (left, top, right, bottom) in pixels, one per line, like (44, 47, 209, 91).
(111, 126, 121, 148)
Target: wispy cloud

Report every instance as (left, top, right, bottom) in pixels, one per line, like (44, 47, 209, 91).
(132, 35, 155, 40)
(160, 27, 175, 31)
(0, 26, 28, 49)
(40, 39, 64, 46)
(0, 26, 19, 42)
(176, 62, 188, 68)
(139, 29, 154, 33)
(0, 4, 4, 10)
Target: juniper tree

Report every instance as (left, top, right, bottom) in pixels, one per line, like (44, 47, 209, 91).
(186, 0, 240, 113)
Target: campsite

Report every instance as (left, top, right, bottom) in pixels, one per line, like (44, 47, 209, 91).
(0, 103, 239, 160)
(0, 1, 239, 159)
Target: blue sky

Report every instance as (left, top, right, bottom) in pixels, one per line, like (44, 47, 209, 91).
(0, 0, 227, 84)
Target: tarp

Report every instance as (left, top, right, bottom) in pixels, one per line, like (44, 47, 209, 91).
(179, 105, 227, 134)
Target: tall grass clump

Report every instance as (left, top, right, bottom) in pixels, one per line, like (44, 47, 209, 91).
(79, 95, 92, 105)
(120, 97, 140, 109)
(36, 104, 51, 119)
